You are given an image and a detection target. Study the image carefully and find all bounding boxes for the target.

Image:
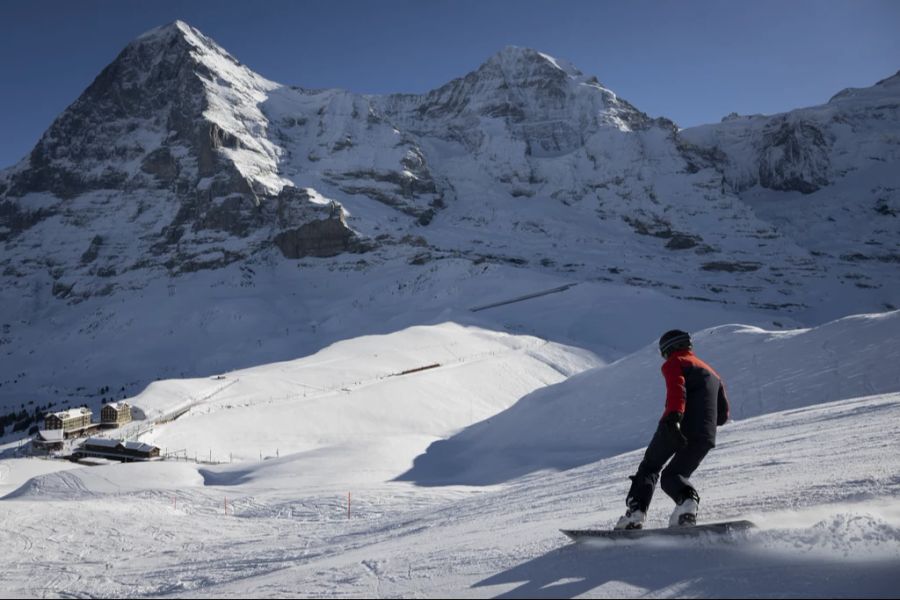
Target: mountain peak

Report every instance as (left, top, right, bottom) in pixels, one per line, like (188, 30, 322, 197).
(135, 19, 193, 41)
(483, 46, 584, 80)
(875, 69, 900, 88)
(127, 19, 236, 68)
(829, 68, 900, 103)
(132, 19, 218, 50)
(381, 45, 652, 135)
(3, 18, 282, 201)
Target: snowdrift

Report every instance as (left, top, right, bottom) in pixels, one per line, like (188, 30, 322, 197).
(4, 461, 204, 500)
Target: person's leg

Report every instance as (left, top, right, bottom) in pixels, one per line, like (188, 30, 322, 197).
(626, 424, 678, 511)
(660, 441, 711, 503)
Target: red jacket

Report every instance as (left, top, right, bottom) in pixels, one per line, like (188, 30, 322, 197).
(660, 349, 730, 444)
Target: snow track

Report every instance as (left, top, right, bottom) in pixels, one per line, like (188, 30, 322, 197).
(1, 391, 898, 597)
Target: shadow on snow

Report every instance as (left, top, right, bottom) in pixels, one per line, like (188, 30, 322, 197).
(473, 536, 900, 599)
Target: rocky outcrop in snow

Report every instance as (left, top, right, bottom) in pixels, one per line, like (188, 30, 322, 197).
(0, 21, 363, 290)
(681, 71, 900, 195)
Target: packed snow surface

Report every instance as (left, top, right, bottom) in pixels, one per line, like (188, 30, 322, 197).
(1, 311, 899, 598)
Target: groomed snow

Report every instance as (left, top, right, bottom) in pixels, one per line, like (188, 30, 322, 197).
(0, 310, 898, 597)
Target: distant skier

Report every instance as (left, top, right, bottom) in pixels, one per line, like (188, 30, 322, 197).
(615, 329, 730, 529)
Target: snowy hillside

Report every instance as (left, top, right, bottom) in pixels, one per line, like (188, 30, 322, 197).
(400, 310, 900, 485)
(1, 313, 899, 597)
(135, 322, 600, 471)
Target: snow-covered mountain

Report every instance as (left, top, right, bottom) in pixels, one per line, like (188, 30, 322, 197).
(680, 70, 900, 288)
(682, 71, 900, 195)
(0, 21, 364, 287)
(0, 20, 897, 411)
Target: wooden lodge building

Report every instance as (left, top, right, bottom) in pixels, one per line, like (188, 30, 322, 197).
(31, 428, 66, 452)
(43, 408, 99, 439)
(75, 438, 160, 462)
(101, 402, 132, 428)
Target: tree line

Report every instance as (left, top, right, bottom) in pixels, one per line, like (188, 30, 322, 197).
(0, 402, 57, 437)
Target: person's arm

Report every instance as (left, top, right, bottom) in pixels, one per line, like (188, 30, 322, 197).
(717, 382, 730, 426)
(661, 359, 686, 419)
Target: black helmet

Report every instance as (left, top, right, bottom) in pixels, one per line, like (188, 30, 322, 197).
(659, 329, 692, 357)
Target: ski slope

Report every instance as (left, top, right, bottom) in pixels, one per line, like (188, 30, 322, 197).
(400, 310, 900, 485)
(136, 322, 601, 481)
(0, 311, 898, 597)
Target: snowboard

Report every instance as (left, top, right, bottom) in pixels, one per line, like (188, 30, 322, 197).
(561, 519, 755, 541)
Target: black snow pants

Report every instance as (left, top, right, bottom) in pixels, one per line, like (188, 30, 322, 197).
(626, 422, 712, 511)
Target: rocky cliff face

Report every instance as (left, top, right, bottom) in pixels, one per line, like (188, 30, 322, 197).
(681, 71, 900, 196)
(382, 47, 665, 143)
(678, 70, 900, 280)
(0, 21, 361, 301)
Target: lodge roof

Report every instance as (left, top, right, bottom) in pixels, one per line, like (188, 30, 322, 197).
(83, 438, 157, 453)
(102, 402, 130, 410)
(46, 407, 91, 420)
(36, 429, 65, 442)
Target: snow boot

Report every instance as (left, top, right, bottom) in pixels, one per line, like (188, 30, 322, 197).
(669, 488, 700, 527)
(614, 498, 647, 530)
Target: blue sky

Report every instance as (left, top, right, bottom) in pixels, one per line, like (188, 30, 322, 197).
(1, 0, 898, 168)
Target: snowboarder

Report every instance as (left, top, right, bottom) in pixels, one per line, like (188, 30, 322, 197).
(615, 329, 730, 529)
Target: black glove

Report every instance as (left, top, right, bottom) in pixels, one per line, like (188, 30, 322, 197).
(662, 412, 688, 449)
